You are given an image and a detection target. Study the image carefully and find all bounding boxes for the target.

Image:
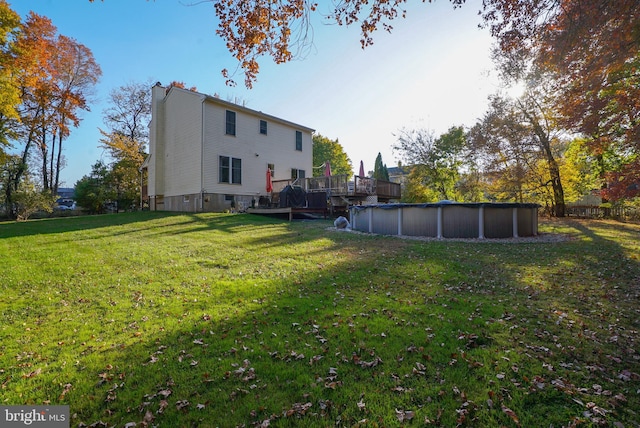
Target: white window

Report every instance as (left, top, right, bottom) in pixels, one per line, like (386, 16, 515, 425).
(219, 156, 242, 184)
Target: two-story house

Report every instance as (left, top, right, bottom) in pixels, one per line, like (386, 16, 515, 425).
(144, 83, 314, 212)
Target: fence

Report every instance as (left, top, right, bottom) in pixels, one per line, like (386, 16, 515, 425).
(566, 205, 640, 221)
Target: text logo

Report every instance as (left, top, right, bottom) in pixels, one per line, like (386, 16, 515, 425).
(1, 406, 69, 427)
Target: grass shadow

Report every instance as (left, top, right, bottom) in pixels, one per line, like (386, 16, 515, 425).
(1, 215, 639, 427)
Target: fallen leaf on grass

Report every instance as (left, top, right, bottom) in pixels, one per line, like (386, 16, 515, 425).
(142, 410, 155, 425)
(309, 355, 323, 365)
(157, 400, 169, 414)
(59, 383, 72, 400)
(284, 402, 312, 417)
(289, 351, 305, 360)
(143, 355, 158, 365)
(395, 409, 415, 422)
(325, 381, 342, 389)
(176, 400, 190, 410)
(22, 368, 41, 378)
(501, 404, 520, 426)
(157, 389, 172, 398)
(356, 356, 383, 369)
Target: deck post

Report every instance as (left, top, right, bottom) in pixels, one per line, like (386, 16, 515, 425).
(478, 205, 485, 239)
(512, 207, 518, 238)
(437, 206, 443, 239)
(350, 207, 356, 230)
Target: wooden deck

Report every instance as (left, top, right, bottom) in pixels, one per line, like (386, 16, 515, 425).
(247, 207, 328, 221)
(248, 174, 401, 220)
(272, 174, 401, 205)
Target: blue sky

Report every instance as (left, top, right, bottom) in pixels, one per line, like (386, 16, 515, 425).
(11, 0, 500, 187)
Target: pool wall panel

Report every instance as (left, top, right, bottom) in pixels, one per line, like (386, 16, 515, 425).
(442, 206, 479, 238)
(484, 207, 513, 238)
(402, 206, 438, 237)
(349, 203, 539, 239)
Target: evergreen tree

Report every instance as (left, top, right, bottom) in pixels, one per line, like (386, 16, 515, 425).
(373, 152, 389, 181)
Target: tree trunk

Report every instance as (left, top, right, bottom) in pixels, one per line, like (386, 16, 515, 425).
(542, 143, 565, 217)
(527, 109, 566, 217)
(40, 122, 49, 191)
(54, 130, 63, 194)
(50, 130, 57, 194)
(596, 154, 611, 217)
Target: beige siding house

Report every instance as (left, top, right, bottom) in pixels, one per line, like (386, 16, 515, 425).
(145, 83, 314, 212)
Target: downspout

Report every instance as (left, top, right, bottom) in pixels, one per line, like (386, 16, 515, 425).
(201, 96, 205, 212)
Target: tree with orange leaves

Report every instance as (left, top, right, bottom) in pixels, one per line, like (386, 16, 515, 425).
(0, 0, 21, 144)
(2, 10, 100, 218)
(211, 0, 465, 87)
(48, 34, 101, 194)
(16, 14, 100, 196)
(481, 0, 640, 200)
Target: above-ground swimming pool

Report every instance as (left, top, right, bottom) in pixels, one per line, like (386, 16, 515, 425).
(349, 202, 539, 239)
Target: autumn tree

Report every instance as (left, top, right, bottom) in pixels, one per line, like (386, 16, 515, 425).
(559, 138, 601, 204)
(468, 102, 535, 205)
(469, 86, 568, 215)
(482, 0, 640, 200)
(0, 0, 21, 147)
(102, 81, 152, 143)
(47, 35, 101, 194)
(99, 81, 152, 211)
(1, 12, 59, 217)
(312, 134, 352, 177)
(12, 174, 57, 221)
(99, 132, 146, 211)
(394, 126, 467, 201)
(194, 0, 465, 87)
(2, 12, 100, 218)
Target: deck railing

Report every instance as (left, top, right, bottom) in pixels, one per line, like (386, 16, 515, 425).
(273, 175, 400, 201)
(306, 174, 350, 194)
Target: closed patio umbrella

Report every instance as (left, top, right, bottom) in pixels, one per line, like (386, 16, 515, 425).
(266, 168, 273, 193)
(359, 160, 365, 177)
(324, 161, 331, 177)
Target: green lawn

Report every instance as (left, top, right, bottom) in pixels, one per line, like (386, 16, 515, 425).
(1, 212, 639, 427)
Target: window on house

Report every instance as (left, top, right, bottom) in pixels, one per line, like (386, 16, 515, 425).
(295, 131, 302, 151)
(291, 168, 305, 180)
(267, 163, 275, 177)
(260, 120, 267, 135)
(232, 157, 242, 184)
(220, 156, 242, 184)
(226, 110, 236, 136)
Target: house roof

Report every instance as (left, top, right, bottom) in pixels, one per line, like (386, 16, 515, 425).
(165, 86, 315, 134)
(388, 166, 411, 176)
(57, 187, 75, 199)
